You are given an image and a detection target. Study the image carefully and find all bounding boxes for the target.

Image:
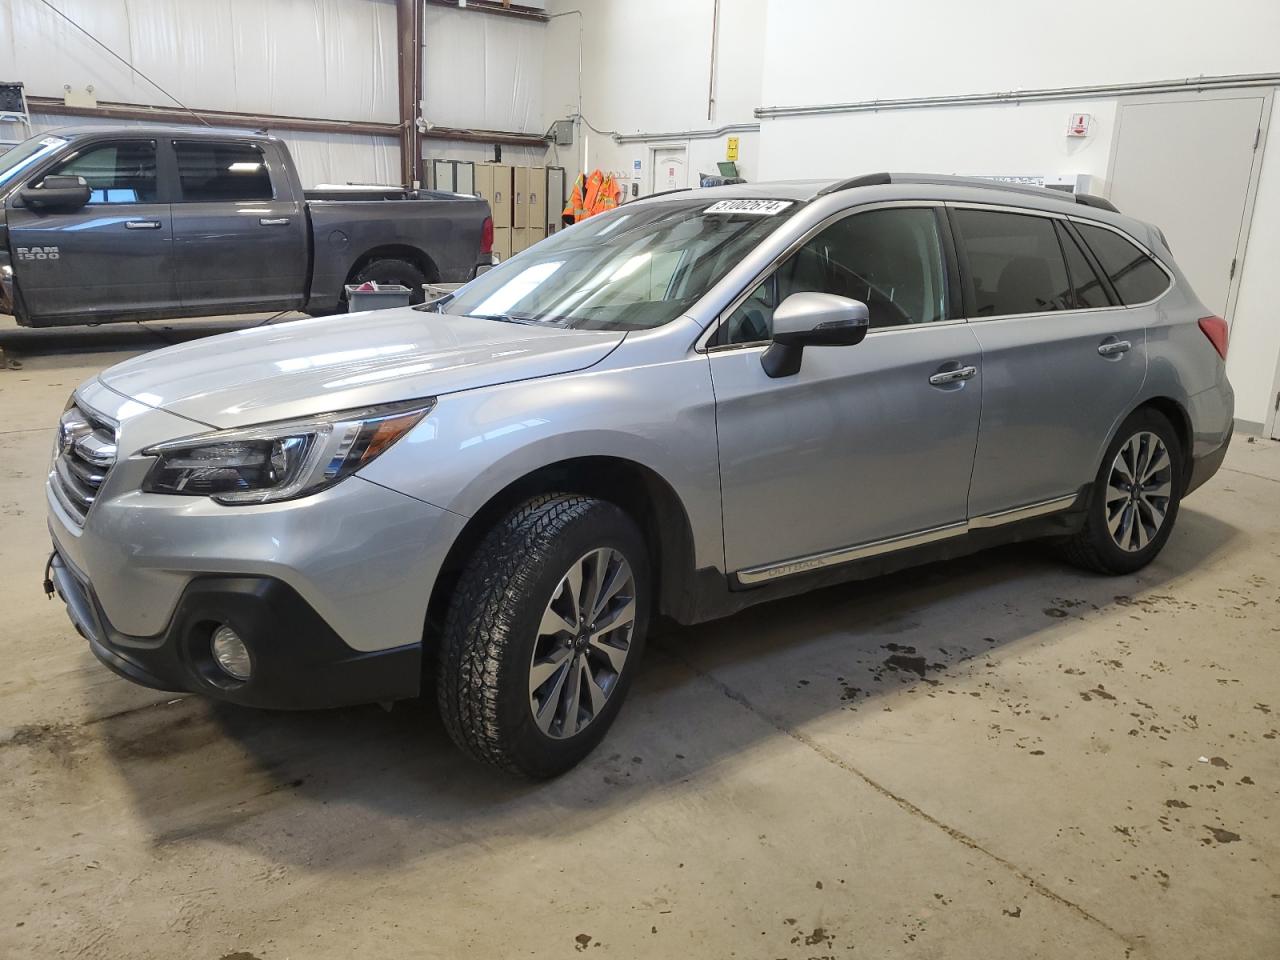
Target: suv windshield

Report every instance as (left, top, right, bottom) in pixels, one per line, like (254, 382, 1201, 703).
(434, 198, 797, 331)
(0, 134, 70, 190)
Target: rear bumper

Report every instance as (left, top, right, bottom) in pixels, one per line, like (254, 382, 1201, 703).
(49, 548, 421, 710)
(1186, 422, 1232, 496)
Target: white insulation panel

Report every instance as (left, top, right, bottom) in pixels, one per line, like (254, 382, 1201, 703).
(422, 4, 544, 134)
(0, 0, 398, 122)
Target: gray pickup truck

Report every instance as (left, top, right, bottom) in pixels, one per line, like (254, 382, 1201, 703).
(0, 125, 493, 326)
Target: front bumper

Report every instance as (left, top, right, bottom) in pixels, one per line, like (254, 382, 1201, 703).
(50, 547, 421, 709)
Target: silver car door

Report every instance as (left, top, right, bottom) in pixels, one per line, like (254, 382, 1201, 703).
(953, 205, 1150, 520)
(708, 203, 983, 582)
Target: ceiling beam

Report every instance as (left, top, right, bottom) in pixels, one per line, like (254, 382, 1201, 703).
(423, 0, 548, 23)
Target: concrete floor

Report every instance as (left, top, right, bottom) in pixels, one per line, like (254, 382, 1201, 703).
(1, 317, 1278, 959)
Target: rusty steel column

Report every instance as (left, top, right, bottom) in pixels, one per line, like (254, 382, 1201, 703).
(397, 0, 423, 187)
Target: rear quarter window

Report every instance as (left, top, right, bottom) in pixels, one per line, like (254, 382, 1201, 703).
(1075, 222, 1171, 305)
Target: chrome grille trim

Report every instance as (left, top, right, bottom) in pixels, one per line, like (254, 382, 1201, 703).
(51, 402, 118, 526)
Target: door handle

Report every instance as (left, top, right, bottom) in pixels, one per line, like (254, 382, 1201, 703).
(1097, 339, 1132, 357)
(928, 364, 977, 386)
(124, 220, 161, 230)
(259, 217, 291, 226)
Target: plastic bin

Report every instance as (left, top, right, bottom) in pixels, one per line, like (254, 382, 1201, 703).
(344, 283, 413, 312)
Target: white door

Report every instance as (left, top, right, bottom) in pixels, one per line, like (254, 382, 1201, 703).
(1108, 95, 1266, 321)
(650, 146, 687, 194)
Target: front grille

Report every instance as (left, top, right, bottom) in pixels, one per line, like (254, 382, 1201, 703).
(50, 403, 117, 525)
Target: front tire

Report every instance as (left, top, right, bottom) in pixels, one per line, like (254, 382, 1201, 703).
(437, 494, 650, 778)
(1061, 407, 1183, 575)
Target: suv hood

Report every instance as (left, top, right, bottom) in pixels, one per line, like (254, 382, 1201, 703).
(99, 309, 625, 429)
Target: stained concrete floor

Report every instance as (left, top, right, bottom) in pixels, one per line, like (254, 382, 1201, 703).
(1, 317, 1277, 959)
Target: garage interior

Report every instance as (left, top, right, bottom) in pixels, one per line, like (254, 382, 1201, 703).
(2, 1, 1279, 958)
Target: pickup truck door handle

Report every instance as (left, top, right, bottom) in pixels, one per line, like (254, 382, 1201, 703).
(124, 219, 162, 230)
(1097, 338, 1132, 357)
(259, 217, 291, 226)
(928, 364, 977, 386)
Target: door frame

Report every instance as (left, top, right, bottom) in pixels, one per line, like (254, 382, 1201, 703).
(1105, 89, 1273, 334)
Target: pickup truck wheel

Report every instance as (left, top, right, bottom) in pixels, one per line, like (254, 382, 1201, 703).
(437, 494, 650, 778)
(1059, 408, 1183, 575)
(350, 258, 428, 304)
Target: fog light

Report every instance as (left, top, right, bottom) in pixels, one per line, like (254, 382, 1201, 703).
(210, 625, 252, 681)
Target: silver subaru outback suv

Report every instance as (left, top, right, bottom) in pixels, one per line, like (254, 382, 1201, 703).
(46, 174, 1234, 777)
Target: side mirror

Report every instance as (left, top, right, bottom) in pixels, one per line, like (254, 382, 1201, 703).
(761, 292, 870, 378)
(20, 175, 92, 211)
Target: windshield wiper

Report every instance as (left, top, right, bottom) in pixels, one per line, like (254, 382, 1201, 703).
(472, 313, 545, 326)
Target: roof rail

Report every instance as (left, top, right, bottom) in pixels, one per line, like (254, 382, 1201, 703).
(815, 172, 892, 196)
(644, 187, 692, 199)
(1073, 192, 1119, 213)
(816, 172, 1122, 214)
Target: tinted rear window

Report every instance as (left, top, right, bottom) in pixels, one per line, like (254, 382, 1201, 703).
(1076, 223, 1171, 305)
(1057, 222, 1111, 309)
(953, 209, 1071, 316)
(175, 141, 273, 202)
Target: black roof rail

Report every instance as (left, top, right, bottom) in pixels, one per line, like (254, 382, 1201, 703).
(1073, 192, 1119, 213)
(815, 172, 893, 196)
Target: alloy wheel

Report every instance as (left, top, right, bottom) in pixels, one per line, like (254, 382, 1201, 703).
(1105, 430, 1173, 553)
(529, 548, 637, 739)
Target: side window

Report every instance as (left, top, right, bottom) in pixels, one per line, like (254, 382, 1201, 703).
(45, 141, 157, 204)
(722, 207, 949, 345)
(1076, 223, 1171, 305)
(1056, 222, 1112, 309)
(175, 141, 273, 202)
(953, 209, 1070, 316)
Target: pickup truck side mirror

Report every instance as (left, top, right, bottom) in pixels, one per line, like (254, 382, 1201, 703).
(761, 292, 870, 378)
(20, 175, 92, 211)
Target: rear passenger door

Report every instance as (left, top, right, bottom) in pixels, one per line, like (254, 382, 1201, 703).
(170, 138, 307, 315)
(953, 205, 1151, 519)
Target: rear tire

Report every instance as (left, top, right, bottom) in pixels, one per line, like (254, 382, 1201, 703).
(1060, 407, 1183, 575)
(437, 494, 650, 778)
(349, 258, 429, 305)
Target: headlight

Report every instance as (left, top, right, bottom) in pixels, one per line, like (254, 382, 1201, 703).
(141, 398, 435, 504)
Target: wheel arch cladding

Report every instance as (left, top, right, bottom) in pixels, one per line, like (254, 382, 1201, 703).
(424, 456, 698, 651)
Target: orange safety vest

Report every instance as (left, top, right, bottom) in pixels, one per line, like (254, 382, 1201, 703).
(562, 169, 622, 223)
(562, 173, 588, 223)
(594, 174, 620, 213)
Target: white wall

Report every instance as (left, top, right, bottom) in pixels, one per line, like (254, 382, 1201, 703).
(542, 0, 765, 193)
(754, 0, 1280, 426)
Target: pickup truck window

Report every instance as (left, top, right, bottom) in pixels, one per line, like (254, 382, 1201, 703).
(438, 198, 795, 331)
(0, 135, 69, 190)
(175, 141, 273, 202)
(45, 140, 158, 204)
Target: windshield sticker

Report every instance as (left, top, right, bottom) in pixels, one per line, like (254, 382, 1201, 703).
(703, 199, 793, 216)
(39, 137, 68, 147)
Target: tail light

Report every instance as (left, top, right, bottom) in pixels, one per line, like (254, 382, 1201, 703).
(480, 216, 494, 255)
(1198, 315, 1228, 360)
